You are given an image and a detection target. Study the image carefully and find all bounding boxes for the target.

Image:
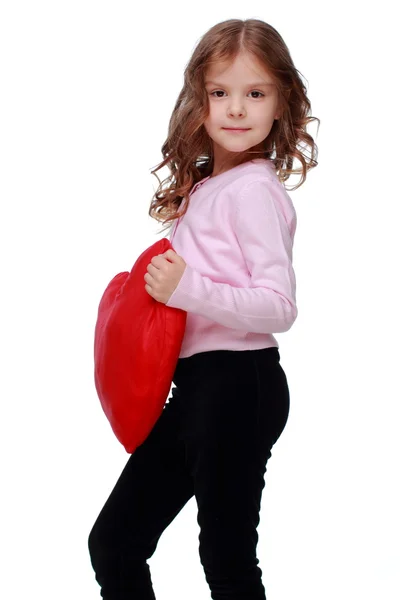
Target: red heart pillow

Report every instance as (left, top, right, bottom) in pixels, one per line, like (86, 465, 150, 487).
(93, 237, 187, 453)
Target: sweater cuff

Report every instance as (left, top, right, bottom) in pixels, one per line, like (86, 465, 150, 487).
(165, 263, 197, 310)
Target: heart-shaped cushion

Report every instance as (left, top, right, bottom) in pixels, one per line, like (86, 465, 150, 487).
(93, 237, 187, 453)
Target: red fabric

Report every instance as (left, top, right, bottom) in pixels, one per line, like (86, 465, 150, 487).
(93, 238, 187, 453)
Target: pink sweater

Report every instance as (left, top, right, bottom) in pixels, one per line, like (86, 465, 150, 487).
(165, 158, 298, 359)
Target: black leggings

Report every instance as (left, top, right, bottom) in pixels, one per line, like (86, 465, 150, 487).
(88, 346, 290, 600)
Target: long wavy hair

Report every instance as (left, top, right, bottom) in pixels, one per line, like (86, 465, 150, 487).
(148, 18, 320, 235)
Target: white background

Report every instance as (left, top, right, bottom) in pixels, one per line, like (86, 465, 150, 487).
(1, 1, 399, 599)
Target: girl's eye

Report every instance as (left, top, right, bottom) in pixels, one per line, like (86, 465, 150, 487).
(210, 90, 265, 99)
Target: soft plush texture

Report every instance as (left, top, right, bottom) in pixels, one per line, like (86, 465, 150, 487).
(93, 237, 187, 453)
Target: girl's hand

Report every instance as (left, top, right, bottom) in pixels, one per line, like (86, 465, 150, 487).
(144, 249, 187, 304)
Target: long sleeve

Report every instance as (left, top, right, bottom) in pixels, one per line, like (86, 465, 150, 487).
(165, 179, 298, 334)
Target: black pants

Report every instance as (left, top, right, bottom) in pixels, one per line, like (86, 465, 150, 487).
(88, 347, 290, 600)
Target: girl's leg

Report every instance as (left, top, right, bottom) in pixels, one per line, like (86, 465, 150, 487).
(173, 347, 290, 600)
(88, 387, 194, 599)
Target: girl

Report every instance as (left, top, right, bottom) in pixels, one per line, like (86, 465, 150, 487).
(88, 18, 319, 600)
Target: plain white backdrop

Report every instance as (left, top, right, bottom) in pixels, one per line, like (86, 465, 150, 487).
(1, 1, 399, 599)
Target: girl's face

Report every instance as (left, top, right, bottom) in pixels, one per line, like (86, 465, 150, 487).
(203, 52, 280, 174)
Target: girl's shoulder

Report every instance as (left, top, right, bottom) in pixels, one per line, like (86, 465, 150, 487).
(226, 159, 281, 194)
(230, 161, 296, 231)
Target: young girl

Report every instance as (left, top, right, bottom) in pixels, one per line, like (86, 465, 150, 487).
(88, 18, 319, 600)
